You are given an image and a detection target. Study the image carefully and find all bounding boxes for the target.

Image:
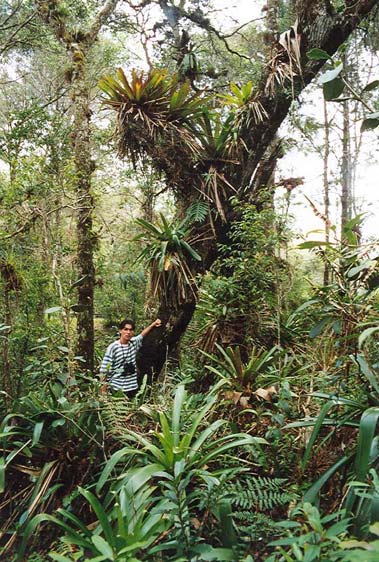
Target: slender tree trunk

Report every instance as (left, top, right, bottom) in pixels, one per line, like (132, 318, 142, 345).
(266, 0, 279, 44)
(72, 56, 95, 371)
(2, 286, 12, 408)
(341, 98, 352, 235)
(323, 99, 331, 286)
(35, 0, 120, 371)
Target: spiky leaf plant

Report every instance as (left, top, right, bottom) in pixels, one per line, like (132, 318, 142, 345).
(96, 384, 267, 559)
(190, 110, 240, 220)
(134, 202, 208, 305)
(99, 68, 205, 165)
(203, 343, 279, 392)
(219, 81, 268, 129)
(0, 385, 105, 556)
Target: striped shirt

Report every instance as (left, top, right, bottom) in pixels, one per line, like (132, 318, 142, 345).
(100, 335, 143, 393)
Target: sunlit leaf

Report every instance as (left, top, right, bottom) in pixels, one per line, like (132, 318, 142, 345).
(319, 63, 343, 84)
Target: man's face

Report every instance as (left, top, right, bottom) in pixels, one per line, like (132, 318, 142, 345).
(119, 324, 134, 344)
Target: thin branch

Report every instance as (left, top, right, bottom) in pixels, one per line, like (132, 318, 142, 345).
(175, 6, 252, 61)
(0, 9, 38, 56)
(222, 17, 265, 39)
(87, 0, 122, 43)
(0, 0, 22, 28)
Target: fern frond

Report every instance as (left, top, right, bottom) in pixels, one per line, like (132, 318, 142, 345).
(227, 476, 297, 513)
(185, 201, 209, 224)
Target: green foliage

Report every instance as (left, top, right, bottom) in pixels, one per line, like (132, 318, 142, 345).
(0, 383, 105, 555)
(134, 202, 207, 304)
(99, 67, 206, 163)
(296, 217, 379, 380)
(337, 521, 379, 561)
(191, 202, 286, 352)
(203, 343, 279, 391)
(307, 49, 379, 131)
(21, 481, 170, 562)
(95, 384, 266, 559)
(266, 502, 351, 562)
(228, 476, 296, 512)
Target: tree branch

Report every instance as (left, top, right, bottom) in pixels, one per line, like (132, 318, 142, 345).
(0, 9, 38, 56)
(239, 0, 379, 187)
(87, 0, 121, 44)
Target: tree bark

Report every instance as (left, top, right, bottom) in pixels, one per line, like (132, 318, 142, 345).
(323, 99, 331, 286)
(72, 56, 96, 371)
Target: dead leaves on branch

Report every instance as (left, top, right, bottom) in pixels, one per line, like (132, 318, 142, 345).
(265, 19, 303, 96)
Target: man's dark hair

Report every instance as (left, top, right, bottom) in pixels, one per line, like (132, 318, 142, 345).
(118, 318, 135, 330)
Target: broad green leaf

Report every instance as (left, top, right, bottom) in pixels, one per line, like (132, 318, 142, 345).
(302, 401, 336, 470)
(356, 355, 379, 394)
(323, 77, 344, 100)
(17, 513, 91, 561)
(96, 447, 136, 493)
(51, 419, 65, 428)
(297, 240, 330, 249)
(79, 488, 114, 546)
(32, 421, 44, 446)
(324, 519, 351, 537)
(91, 535, 114, 559)
(191, 544, 236, 561)
(307, 48, 331, 61)
(181, 239, 202, 261)
(303, 455, 351, 503)
(0, 457, 5, 493)
(269, 537, 297, 546)
(274, 521, 301, 528)
(355, 408, 379, 481)
(44, 306, 62, 314)
(49, 554, 80, 562)
(217, 499, 237, 548)
(361, 114, 379, 131)
(293, 299, 319, 313)
(172, 385, 186, 446)
(347, 259, 377, 278)
(124, 463, 164, 494)
(56, 506, 93, 537)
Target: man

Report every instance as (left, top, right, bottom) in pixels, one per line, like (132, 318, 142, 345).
(100, 318, 161, 395)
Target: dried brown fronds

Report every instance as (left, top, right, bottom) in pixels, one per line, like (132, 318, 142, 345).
(265, 20, 303, 96)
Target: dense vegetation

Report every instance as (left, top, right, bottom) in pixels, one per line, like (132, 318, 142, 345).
(1, 1, 379, 560)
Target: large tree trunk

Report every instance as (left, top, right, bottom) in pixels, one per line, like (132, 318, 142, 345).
(137, 0, 378, 378)
(139, 297, 196, 380)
